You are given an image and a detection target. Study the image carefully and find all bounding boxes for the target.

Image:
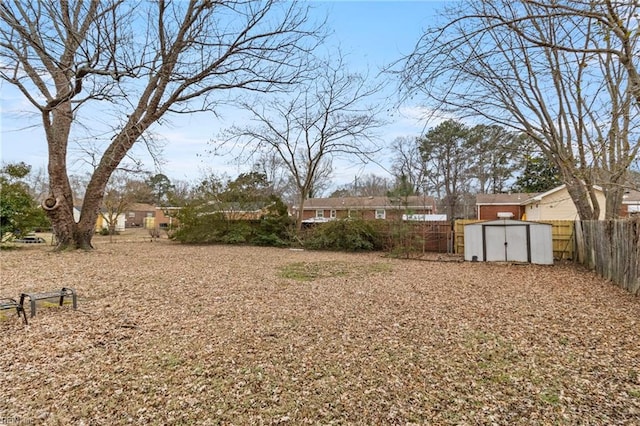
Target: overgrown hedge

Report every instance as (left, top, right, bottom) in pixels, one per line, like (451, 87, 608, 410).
(301, 219, 385, 252)
(174, 206, 389, 252)
(173, 200, 292, 247)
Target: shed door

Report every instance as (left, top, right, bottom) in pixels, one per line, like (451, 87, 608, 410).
(484, 225, 529, 262)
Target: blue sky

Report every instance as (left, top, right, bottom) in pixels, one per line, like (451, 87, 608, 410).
(0, 1, 446, 189)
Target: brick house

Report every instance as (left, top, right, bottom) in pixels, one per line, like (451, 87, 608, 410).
(155, 206, 181, 229)
(293, 195, 439, 223)
(477, 185, 640, 220)
(475, 193, 535, 220)
(124, 203, 156, 228)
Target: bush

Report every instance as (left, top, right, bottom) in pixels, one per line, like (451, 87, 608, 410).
(303, 219, 383, 252)
(221, 222, 252, 244)
(252, 199, 293, 247)
(173, 198, 292, 247)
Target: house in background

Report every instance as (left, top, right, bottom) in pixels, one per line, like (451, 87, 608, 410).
(523, 185, 606, 220)
(476, 185, 640, 220)
(294, 195, 440, 223)
(73, 206, 126, 232)
(155, 206, 181, 229)
(476, 193, 536, 220)
(622, 189, 640, 216)
(124, 203, 156, 228)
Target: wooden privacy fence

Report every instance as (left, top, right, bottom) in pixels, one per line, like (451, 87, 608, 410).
(575, 218, 640, 296)
(380, 221, 452, 254)
(454, 220, 576, 260)
(381, 219, 575, 257)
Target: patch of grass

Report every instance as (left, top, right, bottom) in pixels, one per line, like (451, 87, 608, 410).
(279, 262, 326, 281)
(540, 388, 561, 405)
(160, 353, 184, 369)
(629, 389, 640, 398)
(279, 261, 392, 282)
(365, 262, 393, 274)
(40, 300, 73, 309)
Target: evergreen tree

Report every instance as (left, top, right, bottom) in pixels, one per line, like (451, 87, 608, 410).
(0, 162, 48, 240)
(512, 156, 562, 193)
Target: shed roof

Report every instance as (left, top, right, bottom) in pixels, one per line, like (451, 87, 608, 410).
(465, 218, 552, 227)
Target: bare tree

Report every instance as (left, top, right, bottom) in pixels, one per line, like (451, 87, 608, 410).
(354, 174, 394, 197)
(252, 152, 290, 201)
(101, 171, 135, 242)
(390, 136, 426, 194)
(0, 0, 321, 249)
(223, 56, 384, 231)
(24, 166, 50, 205)
(490, 0, 640, 108)
(398, 0, 640, 219)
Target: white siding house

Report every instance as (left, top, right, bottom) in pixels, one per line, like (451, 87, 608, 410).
(523, 185, 606, 221)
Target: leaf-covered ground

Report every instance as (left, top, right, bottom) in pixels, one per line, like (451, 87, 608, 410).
(1, 236, 639, 425)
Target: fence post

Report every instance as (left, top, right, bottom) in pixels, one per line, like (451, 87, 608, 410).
(574, 220, 585, 264)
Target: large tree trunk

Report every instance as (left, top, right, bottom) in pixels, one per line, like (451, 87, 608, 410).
(564, 178, 597, 221)
(296, 195, 306, 234)
(42, 96, 95, 250)
(44, 101, 144, 249)
(603, 183, 625, 220)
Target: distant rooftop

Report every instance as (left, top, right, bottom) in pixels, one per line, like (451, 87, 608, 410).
(475, 193, 539, 205)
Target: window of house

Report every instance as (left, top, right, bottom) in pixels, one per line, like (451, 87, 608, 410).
(128, 212, 135, 218)
(146, 212, 154, 217)
(316, 210, 324, 218)
(375, 209, 386, 219)
(330, 209, 336, 219)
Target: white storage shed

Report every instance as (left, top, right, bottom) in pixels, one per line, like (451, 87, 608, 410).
(464, 219, 553, 265)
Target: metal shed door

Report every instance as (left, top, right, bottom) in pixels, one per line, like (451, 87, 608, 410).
(484, 225, 529, 262)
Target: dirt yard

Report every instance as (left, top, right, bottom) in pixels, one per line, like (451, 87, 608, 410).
(1, 235, 639, 425)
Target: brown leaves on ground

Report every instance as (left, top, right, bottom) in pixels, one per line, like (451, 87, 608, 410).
(1, 239, 639, 425)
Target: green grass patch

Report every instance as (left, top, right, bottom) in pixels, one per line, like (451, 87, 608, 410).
(279, 261, 392, 282)
(540, 388, 561, 405)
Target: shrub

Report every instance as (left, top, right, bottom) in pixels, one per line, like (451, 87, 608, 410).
(173, 197, 292, 247)
(220, 222, 252, 244)
(303, 219, 383, 252)
(251, 198, 293, 247)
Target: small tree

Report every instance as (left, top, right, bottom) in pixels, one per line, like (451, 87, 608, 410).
(102, 172, 136, 242)
(0, 162, 48, 241)
(174, 172, 291, 246)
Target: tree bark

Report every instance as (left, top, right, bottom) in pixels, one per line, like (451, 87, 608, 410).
(296, 195, 306, 234)
(563, 178, 597, 221)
